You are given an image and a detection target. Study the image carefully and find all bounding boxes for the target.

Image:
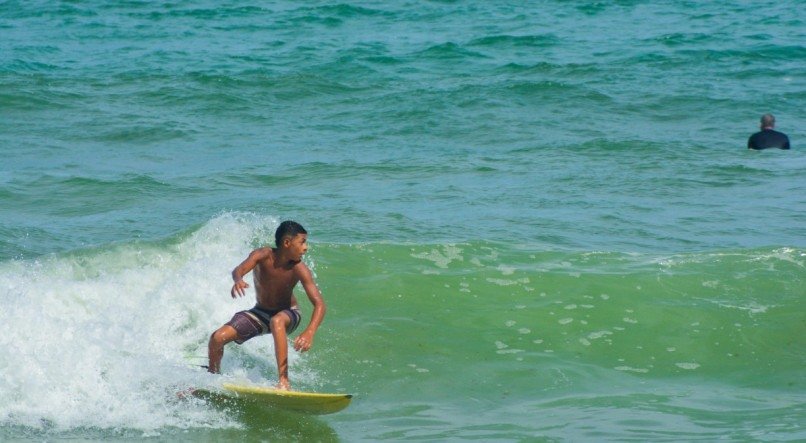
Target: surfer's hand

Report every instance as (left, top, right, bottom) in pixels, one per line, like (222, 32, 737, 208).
(294, 332, 314, 352)
(231, 280, 249, 298)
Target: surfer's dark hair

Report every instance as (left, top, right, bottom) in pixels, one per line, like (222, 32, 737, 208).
(275, 220, 307, 247)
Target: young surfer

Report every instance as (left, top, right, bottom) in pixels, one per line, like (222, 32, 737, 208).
(207, 220, 326, 390)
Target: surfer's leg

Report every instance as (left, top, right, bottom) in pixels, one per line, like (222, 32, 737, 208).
(270, 312, 293, 390)
(208, 325, 239, 374)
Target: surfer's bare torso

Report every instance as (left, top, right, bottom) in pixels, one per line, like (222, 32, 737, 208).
(251, 248, 301, 310)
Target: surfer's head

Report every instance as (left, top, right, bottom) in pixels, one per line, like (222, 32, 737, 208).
(275, 220, 308, 248)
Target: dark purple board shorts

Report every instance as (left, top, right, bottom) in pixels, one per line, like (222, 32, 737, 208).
(226, 305, 301, 344)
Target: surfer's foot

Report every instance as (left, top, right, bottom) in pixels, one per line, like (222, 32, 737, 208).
(176, 388, 197, 400)
(276, 379, 291, 391)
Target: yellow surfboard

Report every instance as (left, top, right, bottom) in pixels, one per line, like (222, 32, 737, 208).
(195, 383, 353, 415)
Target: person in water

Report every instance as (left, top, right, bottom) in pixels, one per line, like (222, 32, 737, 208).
(748, 114, 790, 150)
(207, 220, 326, 390)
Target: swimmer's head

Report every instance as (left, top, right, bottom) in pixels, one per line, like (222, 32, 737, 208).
(760, 113, 775, 129)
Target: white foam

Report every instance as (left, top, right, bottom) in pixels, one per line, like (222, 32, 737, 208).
(587, 330, 613, 340)
(0, 214, 318, 432)
(496, 349, 524, 355)
(714, 301, 770, 315)
(675, 362, 701, 370)
(485, 277, 530, 286)
(497, 265, 516, 275)
(614, 366, 649, 373)
(410, 244, 464, 269)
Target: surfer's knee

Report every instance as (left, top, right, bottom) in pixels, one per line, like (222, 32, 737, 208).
(209, 328, 232, 347)
(270, 314, 288, 333)
(208, 331, 221, 347)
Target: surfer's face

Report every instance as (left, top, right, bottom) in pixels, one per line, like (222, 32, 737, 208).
(287, 233, 308, 260)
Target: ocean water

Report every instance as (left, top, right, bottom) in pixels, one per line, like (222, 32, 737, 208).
(1, 1, 804, 441)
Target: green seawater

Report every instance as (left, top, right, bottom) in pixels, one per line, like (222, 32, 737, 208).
(1, 218, 803, 441)
(1, 0, 805, 441)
